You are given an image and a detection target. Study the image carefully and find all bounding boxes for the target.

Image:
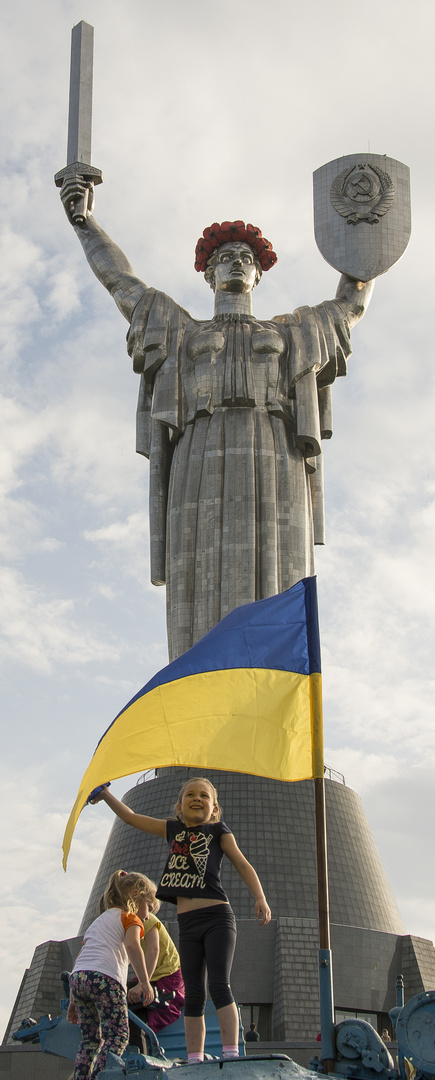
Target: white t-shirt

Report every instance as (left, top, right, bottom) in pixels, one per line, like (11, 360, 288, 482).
(72, 907, 144, 990)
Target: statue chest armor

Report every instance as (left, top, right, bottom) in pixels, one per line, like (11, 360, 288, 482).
(185, 319, 288, 413)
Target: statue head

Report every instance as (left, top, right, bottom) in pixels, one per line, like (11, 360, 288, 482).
(205, 242, 261, 293)
(195, 221, 277, 293)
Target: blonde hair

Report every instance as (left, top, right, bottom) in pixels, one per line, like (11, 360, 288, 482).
(174, 777, 222, 822)
(103, 870, 161, 914)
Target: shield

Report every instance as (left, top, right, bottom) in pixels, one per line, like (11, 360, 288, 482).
(313, 153, 411, 281)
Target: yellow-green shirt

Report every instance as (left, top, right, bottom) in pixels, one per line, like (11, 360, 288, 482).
(141, 912, 180, 981)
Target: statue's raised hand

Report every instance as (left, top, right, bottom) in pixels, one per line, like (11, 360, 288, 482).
(60, 175, 95, 225)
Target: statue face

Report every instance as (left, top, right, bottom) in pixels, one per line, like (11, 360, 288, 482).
(214, 242, 258, 294)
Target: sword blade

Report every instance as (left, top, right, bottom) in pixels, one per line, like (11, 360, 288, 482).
(67, 20, 94, 166)
(54, 21, 103, 222)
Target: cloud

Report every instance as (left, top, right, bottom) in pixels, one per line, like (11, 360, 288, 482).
(84, 511, 151, 588)
(0, 395, 53, 490)
(0, 566, 125, 674)
(38, 536, 63, 552)
(0, 228, 44, 293)
(45, 261, 82, 322)
(0, 228, 45, 361)
(324, 748, 404, 796)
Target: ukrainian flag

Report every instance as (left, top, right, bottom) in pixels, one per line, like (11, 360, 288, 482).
(63, 577, 323, 868)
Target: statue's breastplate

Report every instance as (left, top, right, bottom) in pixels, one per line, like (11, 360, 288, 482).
(185, 319, 287, 413)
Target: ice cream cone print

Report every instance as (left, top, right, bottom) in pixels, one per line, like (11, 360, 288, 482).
(191, 855, 208, 880)
(189, 832, 212, 883)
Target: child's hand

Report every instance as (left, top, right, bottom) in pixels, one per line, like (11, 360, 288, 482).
(67, 1001, 79, 1025)
(127, 985, 143, 1004)
(255, 897, 271, 926)
(140, 982, 155, 1006)
(86, 783, 111, 805)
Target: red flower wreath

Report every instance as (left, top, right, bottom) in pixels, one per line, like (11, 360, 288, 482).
(194, 221, 277, 273)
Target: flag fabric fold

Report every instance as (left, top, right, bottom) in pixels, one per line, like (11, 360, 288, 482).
(63, 576, 323, 868)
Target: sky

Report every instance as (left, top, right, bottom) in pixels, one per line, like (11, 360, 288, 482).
(1, 0, 434, 1039)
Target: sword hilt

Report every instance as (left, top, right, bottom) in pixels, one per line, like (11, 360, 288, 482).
(54, 162, 103, 226)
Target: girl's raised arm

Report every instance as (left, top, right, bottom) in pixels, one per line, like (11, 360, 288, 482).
(220, 832, 271, 926)
(92, 787, 167, 837)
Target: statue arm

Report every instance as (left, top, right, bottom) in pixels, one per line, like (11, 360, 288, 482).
(334, 273, 374, 328)
(60, 177, 146, 322)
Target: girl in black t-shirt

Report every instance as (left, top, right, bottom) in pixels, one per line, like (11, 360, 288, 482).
(91, 777, 271, 1062)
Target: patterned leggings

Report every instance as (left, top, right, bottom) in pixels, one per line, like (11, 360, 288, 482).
(70, 970, 129, 1079)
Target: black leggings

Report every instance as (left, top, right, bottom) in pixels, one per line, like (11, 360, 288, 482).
(178, 904, 237, 1017)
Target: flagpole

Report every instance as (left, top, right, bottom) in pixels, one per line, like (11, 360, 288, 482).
(315, 774, 335, 1073)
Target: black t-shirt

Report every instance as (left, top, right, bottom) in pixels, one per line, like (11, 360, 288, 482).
(156, 819, 232, 905)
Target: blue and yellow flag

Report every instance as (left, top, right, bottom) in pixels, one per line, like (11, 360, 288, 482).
(63, 577, 323, 868)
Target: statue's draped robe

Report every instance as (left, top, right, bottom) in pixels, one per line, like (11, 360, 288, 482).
(127, 290, 353, 661)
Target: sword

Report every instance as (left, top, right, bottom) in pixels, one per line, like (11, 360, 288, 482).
(54, 21, 103, 225)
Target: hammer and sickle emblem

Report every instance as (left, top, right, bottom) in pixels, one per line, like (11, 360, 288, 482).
(350, 173, 372, 196)
(330, 163, 395, 224)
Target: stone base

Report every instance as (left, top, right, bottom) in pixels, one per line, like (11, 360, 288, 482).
(0, 1044, 74, 1080)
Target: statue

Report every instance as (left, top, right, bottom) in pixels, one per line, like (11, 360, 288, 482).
(60, 179, 375, 661)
